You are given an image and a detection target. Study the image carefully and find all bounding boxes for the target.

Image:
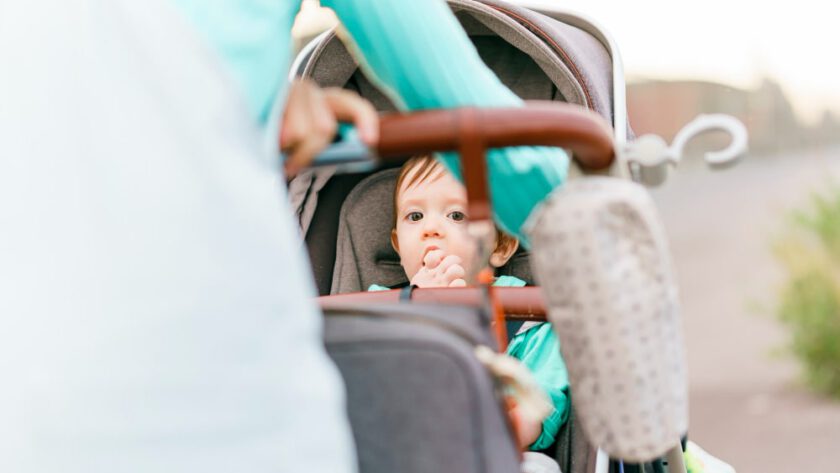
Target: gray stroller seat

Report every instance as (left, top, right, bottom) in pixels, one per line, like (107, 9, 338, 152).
(330, 168, 533, 294)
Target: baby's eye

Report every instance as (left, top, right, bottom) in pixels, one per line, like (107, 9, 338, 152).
(448, 210, 466, 222)
(406, 211, 423, 222)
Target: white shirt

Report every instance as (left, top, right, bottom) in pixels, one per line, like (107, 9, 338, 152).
(0, 1, 355, 471)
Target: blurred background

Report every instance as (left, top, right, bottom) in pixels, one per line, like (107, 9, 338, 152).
(295, 1, 840, 471)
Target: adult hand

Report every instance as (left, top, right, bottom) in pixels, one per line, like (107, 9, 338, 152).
(473, 346, 552, 449)
(510, 404, 544, 448)
(410, 250, 467, 288)
(280, 79, 379, 177)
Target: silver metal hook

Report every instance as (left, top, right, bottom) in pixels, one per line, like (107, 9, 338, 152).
(668, 114, 748, 169)
(617, 114, 749, 186)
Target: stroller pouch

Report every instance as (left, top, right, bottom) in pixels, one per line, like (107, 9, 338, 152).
(526, 176, 688, 462)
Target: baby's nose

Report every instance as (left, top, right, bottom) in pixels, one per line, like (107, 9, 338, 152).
(422, 216, 445, 237)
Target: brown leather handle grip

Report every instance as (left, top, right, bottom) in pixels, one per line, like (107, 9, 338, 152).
(376, 101, 615, 171)
(318, 287, 547, 321)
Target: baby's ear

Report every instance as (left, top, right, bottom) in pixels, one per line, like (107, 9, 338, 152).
(390, 229, 400, 254)
(489, 237, 519, 268)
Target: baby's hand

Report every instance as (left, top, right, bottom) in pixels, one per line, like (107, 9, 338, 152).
(411, 250, 467, 288)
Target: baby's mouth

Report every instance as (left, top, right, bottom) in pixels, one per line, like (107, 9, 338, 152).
(421, 246, 440, 266)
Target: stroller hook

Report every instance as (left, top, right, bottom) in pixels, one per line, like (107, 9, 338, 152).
(669, 114, 748, 169)
(620, 114, 748, 186)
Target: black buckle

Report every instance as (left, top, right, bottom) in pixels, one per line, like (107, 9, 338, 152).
(399, 284, 418, 302)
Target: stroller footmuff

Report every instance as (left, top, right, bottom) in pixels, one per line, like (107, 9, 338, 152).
(324, 303, 520, 473)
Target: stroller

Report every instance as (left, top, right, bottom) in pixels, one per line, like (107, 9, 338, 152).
(289, 1, 746, 472)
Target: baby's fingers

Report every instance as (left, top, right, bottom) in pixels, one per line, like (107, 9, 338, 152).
(423, 249, 445, 269)
(449, 278, 467, 287)
(438, 255, 463, 272)
(443, 263, 466, 282)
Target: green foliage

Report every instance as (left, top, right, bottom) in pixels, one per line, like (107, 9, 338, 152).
(775, 185, 840, 398)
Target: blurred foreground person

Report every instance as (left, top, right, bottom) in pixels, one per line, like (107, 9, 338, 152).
(0, 1, 370, 471)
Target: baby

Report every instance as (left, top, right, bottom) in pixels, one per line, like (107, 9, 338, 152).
(388, 154, 520, 289)
(370, 155, 570, 462)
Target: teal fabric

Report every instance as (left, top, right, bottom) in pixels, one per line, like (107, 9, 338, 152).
(493, 275, 570, 451)
(506, 322, 570, 450)
(369, 275, 569, 450)
(366, 283, 391, 292)
(494, 274, 527, 287)
(172, 0, 301, 122)
(171, 0, 568, 243)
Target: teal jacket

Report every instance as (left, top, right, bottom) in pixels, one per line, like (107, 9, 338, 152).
(171, 0, 568, 246)
(369, 276, 570, 450)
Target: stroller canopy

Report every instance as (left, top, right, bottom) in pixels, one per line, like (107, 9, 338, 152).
(295, 0, 616, 122)
(291, 0, 624, 295)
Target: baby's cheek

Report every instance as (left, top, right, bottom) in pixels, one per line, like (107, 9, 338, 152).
(461, 250, 480, 274)
(403, 259, 422, 281)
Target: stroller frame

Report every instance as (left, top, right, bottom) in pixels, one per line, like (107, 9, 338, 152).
(289, 2, 701, 472)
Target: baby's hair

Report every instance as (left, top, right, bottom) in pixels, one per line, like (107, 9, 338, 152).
(392, 155, 518, 258)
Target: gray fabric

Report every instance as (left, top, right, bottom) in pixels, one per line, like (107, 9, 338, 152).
(347, 69, 401, 113)
(288, 168, 337, 234)
(553, 397, 594, 473)
(303, 30, 356, 88)
(287, 170, 313, 227)
(324, 303, 520, 473)
(300, 10, 577, 112)
(331, 169, 403, 294)
(305, 25, 566, 112)
(330, 168, 533, 294)
(472, 35, 558, 101)
(478, 0, 615, 122)
(449, 1, 586, 107)
(341, 33, 562, 112)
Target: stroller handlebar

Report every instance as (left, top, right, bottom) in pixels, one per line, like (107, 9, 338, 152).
(318, 287, 547, 322)
(377, 101, 615, 171)
(305, 102, 614, 222)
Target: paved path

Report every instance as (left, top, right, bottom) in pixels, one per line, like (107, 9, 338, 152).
(650, 150, 840, 472)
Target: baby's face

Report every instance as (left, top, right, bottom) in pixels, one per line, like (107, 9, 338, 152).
(393, 167, 479, 281)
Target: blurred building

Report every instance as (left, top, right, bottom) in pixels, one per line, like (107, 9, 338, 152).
(627, 78, 839, 156)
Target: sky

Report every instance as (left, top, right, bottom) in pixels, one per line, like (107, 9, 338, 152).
(521, 0, 836, 123)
